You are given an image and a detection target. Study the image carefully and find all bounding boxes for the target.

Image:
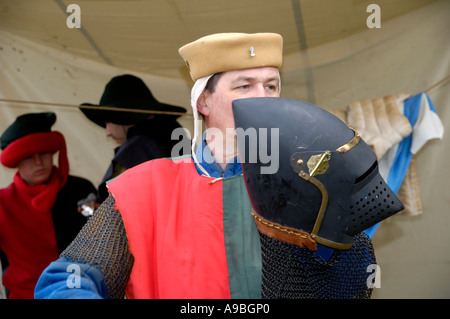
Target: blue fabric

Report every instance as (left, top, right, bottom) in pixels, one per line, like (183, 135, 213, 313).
(34, 257, 107, 299)
(364, 92, 433, 238)
(193, 136, 242, 178)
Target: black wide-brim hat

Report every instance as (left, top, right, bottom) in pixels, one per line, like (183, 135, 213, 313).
(80, 74, 186, 128)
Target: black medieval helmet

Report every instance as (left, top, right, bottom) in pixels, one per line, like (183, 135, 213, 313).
(232, 97, 404, 250)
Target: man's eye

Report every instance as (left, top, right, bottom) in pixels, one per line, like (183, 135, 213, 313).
(234, 85, 250, 91)
(266, 85, 278, 92)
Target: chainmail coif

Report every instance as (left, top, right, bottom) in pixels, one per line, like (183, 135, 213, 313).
(260, 232, 376, 299)
(61, 194, 134, 299)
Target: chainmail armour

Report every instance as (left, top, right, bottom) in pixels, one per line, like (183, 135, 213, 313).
(61, 194, 375, 299)
(61, 194, 133, 299)
(260, 232, 376, 299)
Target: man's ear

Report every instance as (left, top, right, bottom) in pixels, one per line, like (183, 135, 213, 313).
(196, 92, 210, 117)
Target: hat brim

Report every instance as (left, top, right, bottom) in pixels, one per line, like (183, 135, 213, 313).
(1, 131, 64, 168)
(80, 102, 186, 128)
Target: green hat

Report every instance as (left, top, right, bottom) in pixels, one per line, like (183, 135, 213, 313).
(0, 112, 56, 150)
(80, 74, 186, 128)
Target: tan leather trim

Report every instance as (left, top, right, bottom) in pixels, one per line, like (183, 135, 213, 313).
(251, 209, 317, 251)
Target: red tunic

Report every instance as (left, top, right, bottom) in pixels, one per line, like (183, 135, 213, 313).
(108, 157, 262, 299)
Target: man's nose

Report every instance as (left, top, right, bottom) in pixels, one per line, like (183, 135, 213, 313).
(105, 124, 112, 136)
(252, 84, 269, 97)
(33, 154, 43, 164)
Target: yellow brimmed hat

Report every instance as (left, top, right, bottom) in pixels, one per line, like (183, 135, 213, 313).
(179, 33, 283, 81)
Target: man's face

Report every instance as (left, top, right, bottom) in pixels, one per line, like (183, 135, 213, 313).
(198, 66, 280, 132)
(17, 152, 54, 186)
(105, 122, 130, 145)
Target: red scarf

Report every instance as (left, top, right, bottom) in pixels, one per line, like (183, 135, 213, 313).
(12, 166, 66, 212)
